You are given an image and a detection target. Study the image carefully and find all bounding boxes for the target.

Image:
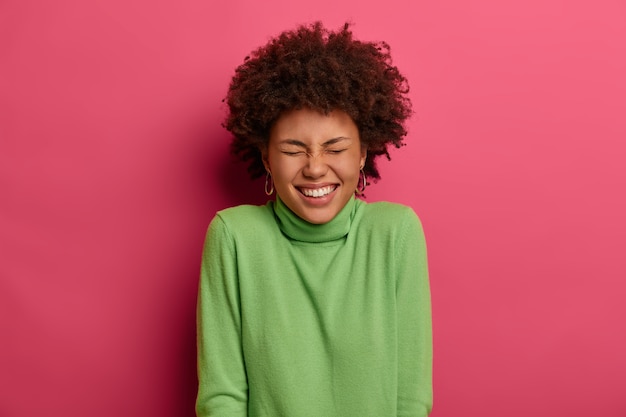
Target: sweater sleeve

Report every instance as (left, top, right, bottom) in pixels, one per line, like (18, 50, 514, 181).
(196, 215, 248, 417)
(396, 209, 433, 417)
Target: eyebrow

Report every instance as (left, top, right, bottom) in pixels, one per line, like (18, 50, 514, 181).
(278, 137, 352, 147)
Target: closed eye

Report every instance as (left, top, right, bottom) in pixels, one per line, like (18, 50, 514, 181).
(326, 149, 347, 154)
(281, 151, 306, 156)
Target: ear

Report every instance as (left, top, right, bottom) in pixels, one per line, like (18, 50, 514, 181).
(261, 146, 271, 173)
(359, 147, 367, 170)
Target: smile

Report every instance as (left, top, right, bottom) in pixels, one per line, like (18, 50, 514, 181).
(298, 185, 337, 198)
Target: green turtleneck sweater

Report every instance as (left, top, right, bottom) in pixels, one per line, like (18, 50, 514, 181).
(196, 196, 432, 417)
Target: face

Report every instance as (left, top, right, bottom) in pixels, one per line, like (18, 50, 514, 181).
(262, 108, 366, 225)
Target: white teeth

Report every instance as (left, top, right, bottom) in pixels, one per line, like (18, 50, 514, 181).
(301, 186, 335, 198)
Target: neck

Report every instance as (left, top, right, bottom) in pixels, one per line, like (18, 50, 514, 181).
(273, 195, 357, 243)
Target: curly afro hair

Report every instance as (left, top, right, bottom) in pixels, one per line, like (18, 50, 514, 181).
(224, 21, 412, 181)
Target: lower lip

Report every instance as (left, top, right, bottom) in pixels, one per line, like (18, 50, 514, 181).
(298, 187, 337, 206)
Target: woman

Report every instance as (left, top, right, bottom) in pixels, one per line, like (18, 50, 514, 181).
(196, 22, 432, 417)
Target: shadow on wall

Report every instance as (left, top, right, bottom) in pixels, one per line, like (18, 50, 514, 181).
(182, 122, 268, 217)
(178, 124, 269, 415)
(179, 125, 268, 410)
(217, 146, 269, 209)
(178, 290, 200, 417)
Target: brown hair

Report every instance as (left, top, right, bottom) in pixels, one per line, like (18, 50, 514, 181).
(224, 22, 412, 181)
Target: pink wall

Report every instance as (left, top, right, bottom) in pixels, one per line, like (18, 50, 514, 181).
(2, 0, 625, 416)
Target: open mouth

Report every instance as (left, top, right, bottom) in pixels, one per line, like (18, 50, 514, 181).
(298, 185, 337, 198)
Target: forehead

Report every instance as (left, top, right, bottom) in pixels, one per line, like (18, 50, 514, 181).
(270, 108, 359, 144)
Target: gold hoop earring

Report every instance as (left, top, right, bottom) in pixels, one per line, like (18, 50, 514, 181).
(356, 169, 367, 195)
(264, 171, 274, 196)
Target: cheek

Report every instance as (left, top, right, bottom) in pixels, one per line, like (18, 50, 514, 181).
(269, 156, 298, 180)
(338, 160, 362, 182)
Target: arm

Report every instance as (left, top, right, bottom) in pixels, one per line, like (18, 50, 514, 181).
(396, 210, 433, 416)
(196, 215, 248, 417)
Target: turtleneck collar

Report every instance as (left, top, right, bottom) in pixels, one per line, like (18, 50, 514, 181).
(272, 195, 358, 243)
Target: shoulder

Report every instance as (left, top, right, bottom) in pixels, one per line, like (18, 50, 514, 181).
(215, 203, 273, 223)
(208, 202, 276, 239)
(357, 200, 424, 232)
(355, 201, 427, 261)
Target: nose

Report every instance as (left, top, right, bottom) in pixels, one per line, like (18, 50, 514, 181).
(302, 152, 328, 179)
